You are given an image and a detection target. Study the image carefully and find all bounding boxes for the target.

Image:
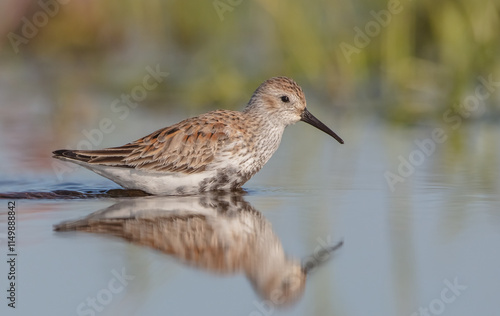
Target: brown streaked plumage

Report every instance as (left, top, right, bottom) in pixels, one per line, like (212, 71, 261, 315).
(53, 77, 343, 195)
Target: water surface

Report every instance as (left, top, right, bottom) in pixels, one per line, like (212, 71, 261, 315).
(0, 108, 499, 316)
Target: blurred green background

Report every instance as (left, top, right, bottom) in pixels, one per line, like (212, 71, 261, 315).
(1, 0, 499, 123)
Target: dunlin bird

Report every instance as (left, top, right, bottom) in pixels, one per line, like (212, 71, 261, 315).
(54, 193, 343, 305)
(53, 77, 343, 195)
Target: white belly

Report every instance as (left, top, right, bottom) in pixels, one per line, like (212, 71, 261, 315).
(78, 162, 250, 195)
(79, 163, 217, 195)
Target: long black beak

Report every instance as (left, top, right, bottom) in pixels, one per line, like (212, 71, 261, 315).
(300, 108, 344, 144)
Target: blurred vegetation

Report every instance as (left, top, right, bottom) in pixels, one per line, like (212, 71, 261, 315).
(1, 0, 499, 123)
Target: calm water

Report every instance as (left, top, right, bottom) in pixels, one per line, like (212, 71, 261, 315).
(1, 105, 499, 316)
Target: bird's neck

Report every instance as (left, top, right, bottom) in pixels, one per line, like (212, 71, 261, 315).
(245, 110, 285, 152)
(243, 103, 286, 132)
(236, 110, 285, 177)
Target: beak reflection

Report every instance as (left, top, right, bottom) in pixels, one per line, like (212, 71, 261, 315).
(302, 240, 344, 275)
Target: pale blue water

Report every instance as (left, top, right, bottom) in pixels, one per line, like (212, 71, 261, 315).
(1, 104, 499, 316)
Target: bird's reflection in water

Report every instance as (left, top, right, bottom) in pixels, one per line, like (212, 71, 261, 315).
(54, 192, 342, 307)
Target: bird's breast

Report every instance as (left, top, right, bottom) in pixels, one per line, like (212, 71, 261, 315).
(215, 126, 283, 176)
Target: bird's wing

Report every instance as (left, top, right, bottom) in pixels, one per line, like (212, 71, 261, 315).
(53, 111, 236, 174)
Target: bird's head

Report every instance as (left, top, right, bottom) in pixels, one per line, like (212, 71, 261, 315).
(245, 77, 344, 144)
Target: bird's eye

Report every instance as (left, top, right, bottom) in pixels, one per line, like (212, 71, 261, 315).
(280, 95, 290, 103)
